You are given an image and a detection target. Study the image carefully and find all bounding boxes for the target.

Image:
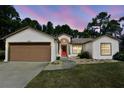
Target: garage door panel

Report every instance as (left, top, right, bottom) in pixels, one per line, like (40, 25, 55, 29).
(9, 43, 51, 62)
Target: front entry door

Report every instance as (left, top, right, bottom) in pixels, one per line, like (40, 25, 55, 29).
(61, 45, 67, 57)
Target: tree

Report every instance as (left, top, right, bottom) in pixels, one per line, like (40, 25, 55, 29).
(96, 12, 111, 35)
(119, 17, 124, 21)
(21, 18, 32, 27)
(46, 21, 54, 35)
(42, 23, 80, 37)
(42, 24, 47, 32)
(106, 20, 122, 37)
(54, 25, 61, 36)
(21, 18, 42, 31)
(85, 12, 122, 38)
(80, 29, 92, 38)
(86, 12, 110, 36)
(0, 5, 21, 38)
(61, 24, 71, 34)
(120, 35, 124, 51)
(30, 20, 42, 31)
(73, 30, 79, 38)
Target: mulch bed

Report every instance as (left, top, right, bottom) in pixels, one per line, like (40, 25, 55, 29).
(70, 58, 120, 64)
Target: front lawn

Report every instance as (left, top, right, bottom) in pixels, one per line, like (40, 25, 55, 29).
(26, 62, 124, 88)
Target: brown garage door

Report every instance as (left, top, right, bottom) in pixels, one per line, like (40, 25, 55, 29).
(9, 43, 51, 62)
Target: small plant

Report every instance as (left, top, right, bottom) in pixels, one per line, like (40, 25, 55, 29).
(56, 56, 60, 60)
(51, 60, 63, 65)
(78, 51, 90, 59)
(113, 52, 124, 61)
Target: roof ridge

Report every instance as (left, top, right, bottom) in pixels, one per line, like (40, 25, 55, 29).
(1, 26, 57, 40)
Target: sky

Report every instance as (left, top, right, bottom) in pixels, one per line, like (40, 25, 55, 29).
(14, 5, 124, 31)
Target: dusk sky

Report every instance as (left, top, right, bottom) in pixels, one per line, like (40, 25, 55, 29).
(14, 5, 124, 31)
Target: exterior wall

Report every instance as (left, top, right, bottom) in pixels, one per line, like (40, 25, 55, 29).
(58, 35, 119, 60)
(69, 36, 119, 59)
(55, 40, 58, 57)
(92, 36, 119, 59)
(5, 28, 57, 62)
(83, 42, 93, 57)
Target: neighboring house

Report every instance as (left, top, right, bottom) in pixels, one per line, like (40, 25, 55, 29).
(2, 26, 119, 62)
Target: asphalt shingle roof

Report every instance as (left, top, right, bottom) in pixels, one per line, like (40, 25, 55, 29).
(71, 38, 94, 44)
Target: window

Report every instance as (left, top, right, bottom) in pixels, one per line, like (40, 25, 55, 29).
(72, 45, 82, 54)
(100, 43, 111, 56)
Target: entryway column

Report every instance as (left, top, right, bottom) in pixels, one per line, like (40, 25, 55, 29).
(59, 43, 61, 57)
(4, 42, 8, 62)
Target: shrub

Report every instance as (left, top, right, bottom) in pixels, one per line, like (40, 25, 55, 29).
(56, 56, 60, 60)
(78, 51, 90, 59)
(0, 50, 5, 60)
(113, 52, 124, 61)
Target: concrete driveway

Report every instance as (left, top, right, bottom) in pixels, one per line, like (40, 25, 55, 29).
(0, 62, 48, 88)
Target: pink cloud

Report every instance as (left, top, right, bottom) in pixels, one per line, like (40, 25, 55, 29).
(81, 6, 97, 17)
(18, 5, 86, 31)
(37, 5, 86, 31)
(48, 6, 86, 31)
(108, 6, 123, 20)
(61, 6, 86, 31)
(18, 5, 48, 24)
(109, 6, 123, 15)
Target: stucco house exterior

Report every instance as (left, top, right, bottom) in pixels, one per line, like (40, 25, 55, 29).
(2, 26, 119, 62)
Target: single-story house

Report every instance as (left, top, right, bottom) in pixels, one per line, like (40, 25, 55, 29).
(2, 26, 119, 62)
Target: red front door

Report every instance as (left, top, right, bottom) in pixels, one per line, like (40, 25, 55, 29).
(61, 45, 67, 57)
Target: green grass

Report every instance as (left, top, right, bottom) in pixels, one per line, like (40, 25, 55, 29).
(26, 62, 124, 88)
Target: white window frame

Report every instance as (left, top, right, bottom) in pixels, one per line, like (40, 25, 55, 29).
(72, 45, 82, 54)
(100, 43, 112, 56)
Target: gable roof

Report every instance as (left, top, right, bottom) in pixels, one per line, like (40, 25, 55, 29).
(1, 26, 119, 44)
(1, 26, 57, 40)
(71, 38, 94, 44)
(92, 35, 119, 42)
(71, 35, 119, 44)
